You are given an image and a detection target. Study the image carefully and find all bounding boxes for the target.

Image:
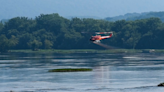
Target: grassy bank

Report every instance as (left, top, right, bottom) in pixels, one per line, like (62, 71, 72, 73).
(48, 68, 92, 72)
(10, 49, 142, 54)
(9, 49, 164, 54)
(158, 83, 164, 86)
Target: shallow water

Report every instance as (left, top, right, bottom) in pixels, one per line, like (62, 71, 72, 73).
(0, 52, 164, 92)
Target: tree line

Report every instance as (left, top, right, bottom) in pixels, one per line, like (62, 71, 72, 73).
(105, 11, 164, 22)
(0, 13, 164, 52)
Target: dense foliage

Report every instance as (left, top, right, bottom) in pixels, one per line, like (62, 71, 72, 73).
(0, 13, 164, 52)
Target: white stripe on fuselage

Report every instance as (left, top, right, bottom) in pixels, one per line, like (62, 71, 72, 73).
(101, 36, 111, 39)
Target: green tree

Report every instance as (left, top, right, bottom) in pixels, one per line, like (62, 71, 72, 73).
(0, 35, 9, 52)
(36, 13, 69, 34)
(44, 39, 53, 49)
(0, 35, 18, 52)
(4, 17, 35, 33)
(9, 35, 19, 48)
(136, 18, 162, 49)
(28, 39, 42, 51)
(0, 23, 3, 33)
(126, 30, 141, 49)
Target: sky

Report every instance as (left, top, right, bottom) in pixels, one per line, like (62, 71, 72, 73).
(1, 0, 164, 20)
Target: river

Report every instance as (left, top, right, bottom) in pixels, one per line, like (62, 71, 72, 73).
(0, 52, 164, 92)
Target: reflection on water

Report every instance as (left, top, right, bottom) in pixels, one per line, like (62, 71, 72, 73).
(0, 52, 164, 92)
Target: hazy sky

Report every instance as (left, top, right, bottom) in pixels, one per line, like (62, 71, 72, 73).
(1, 0, 164, 19)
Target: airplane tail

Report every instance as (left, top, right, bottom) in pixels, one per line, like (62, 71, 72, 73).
(109, 33, 113, 38)
(101, 32, 113, 39)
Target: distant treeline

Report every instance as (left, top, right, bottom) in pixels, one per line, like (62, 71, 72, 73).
(105, 11, 164, 22)
(0, 13, 164, 52)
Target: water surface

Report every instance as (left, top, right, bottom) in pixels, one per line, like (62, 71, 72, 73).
(0, 52, 164, 92)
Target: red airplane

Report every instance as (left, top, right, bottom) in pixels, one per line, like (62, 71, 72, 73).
(90, 32, 113, 42)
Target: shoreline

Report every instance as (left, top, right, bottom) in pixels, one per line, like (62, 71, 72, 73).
(5, 49, 164, 54)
